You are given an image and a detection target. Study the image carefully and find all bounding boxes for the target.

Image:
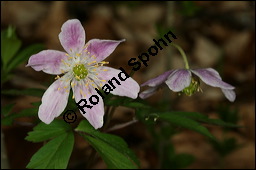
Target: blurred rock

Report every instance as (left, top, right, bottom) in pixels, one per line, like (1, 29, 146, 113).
(224, 142, 255, 169)
(238, 102, 255, 141)
(193, 35, 221, 67)
(114, 3, 164, 46)
(220, 1, 250, 11)
(224, 31, 252, 62)
(172, 131, 218, 169)
(35, 1, 68, 50)
(1, 1, 49, 39)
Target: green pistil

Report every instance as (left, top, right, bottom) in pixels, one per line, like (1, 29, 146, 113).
(73, 64, 88, 80)
(182, 76, 200, 96)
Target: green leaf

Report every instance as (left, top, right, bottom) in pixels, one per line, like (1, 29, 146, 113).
(76, 120, 139, 168)
(161, 144, 194, 169)
(1, 88, 45, 97)
(123, 102, 151, 109)
(1, 103, 15, 116)
(1, 107, 38, 126)
(104, 96, 132, 106)
(26, 119, 72, 142)
(6, 43, 44, 72)
(217, 104, 239, 125)
(83, 135, 137, 169)
(31, 101, 41, 107)
(26, 132, 74, 169)
(1, 70, 12, 84)
(169, 153, 195, 169)
(1, 26, 22, 69)
(158, 112, 215, 139)
(105, 96, 151, 109)
(200, 118, 241, 128)
(210, 137, 242, 157)
(170, 111, 241, 128)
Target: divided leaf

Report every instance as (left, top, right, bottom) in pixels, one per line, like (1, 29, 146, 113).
(76, 120, 139, 169)
(26, 132, 74, 169)
(26, 119, 72, 142)
(158, 112, 215, 139)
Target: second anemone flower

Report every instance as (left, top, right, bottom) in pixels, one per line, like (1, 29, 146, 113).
(139, 68, 236, 102)
(139, 44, 235, 102)
(27, 19, 140, 129)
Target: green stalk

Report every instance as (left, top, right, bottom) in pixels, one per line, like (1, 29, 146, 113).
(171, 43, 190, 69)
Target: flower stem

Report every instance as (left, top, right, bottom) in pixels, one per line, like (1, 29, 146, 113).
(171, 43, 190, 69)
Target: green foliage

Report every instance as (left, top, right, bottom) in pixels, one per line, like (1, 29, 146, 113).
(1, 107, 38, 126)
(104, 95, 132, 106)
(1, 88, 45, 97)
(7, 43, 44, 73)
(217, 104, 239, 125)
(1, 26, 44, 83)
(210, 137, 241, 157)
(158, 112, 215, 139)
(76, 120, 139, 169)
(1, 103, 15, 116)
(31, 101, 41, 107)
(26, 132, 74, 169)
(105, 95, 151, 109)
(26, 120, 72, 142)
(170, 111, 241, 128)
(26, 120, 74, 169)
(1, 26, 22, 70)
(162, 145, 194, 169)
(136, 109, 240, 134)
(1, 87, 45, 126)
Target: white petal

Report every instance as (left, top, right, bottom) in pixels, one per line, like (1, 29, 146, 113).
(97, 66, 140, 99)
(38, 75, 71, 124)
(221, 89, 236, 102)
(165, 69, 191, 92)
(59, 19, 86, 54)
(191, 68, 235, 89)
(72, 79, 104, 129)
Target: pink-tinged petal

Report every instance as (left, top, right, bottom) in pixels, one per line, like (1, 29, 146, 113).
(38, 75, 70, 124)
(85, 39, 125, 62)
(165, 69, 191, 92)
(139, 87, 158, 99)
(72, 80, 104, 129)
(97, 66, 140, 99)
(59, 19, 85, 54)
(26, 50, 69, 75)
(191, 68, 235, 89)
(141, 70, 174, 87)
(221, 89, 236, 102)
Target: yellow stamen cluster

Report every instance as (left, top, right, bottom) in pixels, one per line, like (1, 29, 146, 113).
(55, 45, 111, 99)
(73, 64, 88, 81)
(182, 76, 202, 96)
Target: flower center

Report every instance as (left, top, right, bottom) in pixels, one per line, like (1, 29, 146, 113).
(73, 64, 88, 80)
(182, 76, 201, 96)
